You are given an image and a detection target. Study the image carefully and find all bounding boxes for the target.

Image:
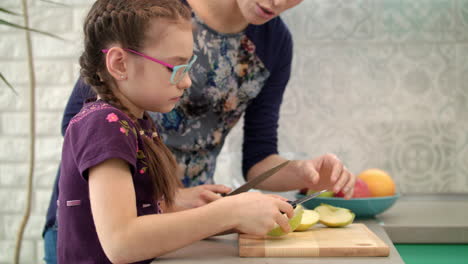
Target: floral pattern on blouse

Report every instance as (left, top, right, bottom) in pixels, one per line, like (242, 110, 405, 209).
(105, 112, 150, 173)
(69, 101, 162, 214)
(151, 16, 270, 187)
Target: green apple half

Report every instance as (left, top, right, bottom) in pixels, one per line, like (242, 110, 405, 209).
(314, 203, 355, 227)
(267, 205, 304, 236)
(295, 209, 320, 231)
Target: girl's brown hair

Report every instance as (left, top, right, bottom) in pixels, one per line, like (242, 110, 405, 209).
(79, 0, 191, 207)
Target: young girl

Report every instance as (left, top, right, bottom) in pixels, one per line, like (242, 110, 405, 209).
(57, 0, 294, 263)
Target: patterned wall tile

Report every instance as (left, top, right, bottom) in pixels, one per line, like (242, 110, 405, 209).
(214, 0, 467, 194)
(282, 0, 374, 42)
(454, 0, 468, 41)
(277, 117, 302, 153)
(292, 44, 399, 122)
(300, 122, 378, 175)
(455, 122, 468, 192)
(292, 43, 456, 122)
(390, 45, 457, 122)
(279, 76, 303, 117)
(457, 45, 468, 98)
(281, 111, 325, 151)
(375, 0, 457, 42)
(455, 44, 468, 192)
(382, 121, 457, 193)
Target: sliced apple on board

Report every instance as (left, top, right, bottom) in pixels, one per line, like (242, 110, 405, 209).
(314, 204, 355, 227)
(267, 205, 304, 236)
(295, 209, 320, 231)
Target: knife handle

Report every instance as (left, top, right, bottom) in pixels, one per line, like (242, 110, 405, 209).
(288, 201, 297, 208)
(283, 201, 297, 212)
(280, 200, 297, 214)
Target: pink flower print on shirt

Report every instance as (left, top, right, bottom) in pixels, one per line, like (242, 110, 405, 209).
(241, 36, 256, 53)
(118, 120, 137, 137)
(136, 150, 148, 175)
(106, 113, 119, 122)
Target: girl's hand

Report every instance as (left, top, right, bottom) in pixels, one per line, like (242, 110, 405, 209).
(226, 192, 294, 236)
(172, 185, 232, 210)
(293, 154, 356, 199)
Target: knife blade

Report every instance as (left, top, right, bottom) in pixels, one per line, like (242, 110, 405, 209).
(223, 160, 290, 196)
(287, 189, 328, 208)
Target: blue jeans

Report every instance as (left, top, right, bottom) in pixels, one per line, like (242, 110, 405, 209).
(43, 226, 57, 264)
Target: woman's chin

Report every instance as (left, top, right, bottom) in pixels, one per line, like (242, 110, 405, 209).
(248, 15, 275, 26)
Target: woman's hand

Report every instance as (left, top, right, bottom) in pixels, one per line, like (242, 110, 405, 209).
(293, 153, 356, 199)
(170, 184, 232, 211)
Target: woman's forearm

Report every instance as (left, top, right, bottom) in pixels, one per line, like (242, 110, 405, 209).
(247, 154, 303, 191)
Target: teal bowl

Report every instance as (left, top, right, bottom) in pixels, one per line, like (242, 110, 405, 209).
(295, 193, 400, 218)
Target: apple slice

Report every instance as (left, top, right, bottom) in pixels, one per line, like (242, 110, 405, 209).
(307, 189, 334, 197)
(314, 204, 355, 227)
(267, 205, 304, 236)
(295, 209, 320, 231)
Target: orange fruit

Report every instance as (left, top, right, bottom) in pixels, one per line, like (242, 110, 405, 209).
(358, 169, 396, 197)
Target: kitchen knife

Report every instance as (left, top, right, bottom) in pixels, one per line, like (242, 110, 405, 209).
(287, 189, 328, 208)
(223, 160, 290, 196)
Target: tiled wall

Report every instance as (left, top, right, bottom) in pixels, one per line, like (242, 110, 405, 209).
(216, 0, 468, 195)
(0, 0, 467, 263)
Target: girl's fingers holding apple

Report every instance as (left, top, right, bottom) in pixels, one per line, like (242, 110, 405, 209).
(275, 212, 291, 234)
(276, 200, 294, 219)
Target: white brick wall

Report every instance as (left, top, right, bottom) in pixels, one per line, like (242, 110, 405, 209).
(0, 1, 93, 263)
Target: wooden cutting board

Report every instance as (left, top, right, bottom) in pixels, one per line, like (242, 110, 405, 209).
(239, 223, 390, 257)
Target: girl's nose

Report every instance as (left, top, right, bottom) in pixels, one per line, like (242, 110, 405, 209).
(271, 0, 281, 7)
(272, 0, 303, 8)
(177, 74, 192, 90)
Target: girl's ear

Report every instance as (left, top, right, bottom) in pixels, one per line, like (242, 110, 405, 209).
(105, 47, 128, 81)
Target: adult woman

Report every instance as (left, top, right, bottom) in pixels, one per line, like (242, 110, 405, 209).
(44, 0, 355, 262)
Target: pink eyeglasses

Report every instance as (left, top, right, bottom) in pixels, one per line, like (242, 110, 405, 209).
(102, 48, 197, 84)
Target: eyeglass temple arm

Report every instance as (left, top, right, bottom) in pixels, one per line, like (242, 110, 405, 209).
(101, 48, 175, 69)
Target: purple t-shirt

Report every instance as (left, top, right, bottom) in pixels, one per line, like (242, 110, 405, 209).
(57, 100, 161, 263)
